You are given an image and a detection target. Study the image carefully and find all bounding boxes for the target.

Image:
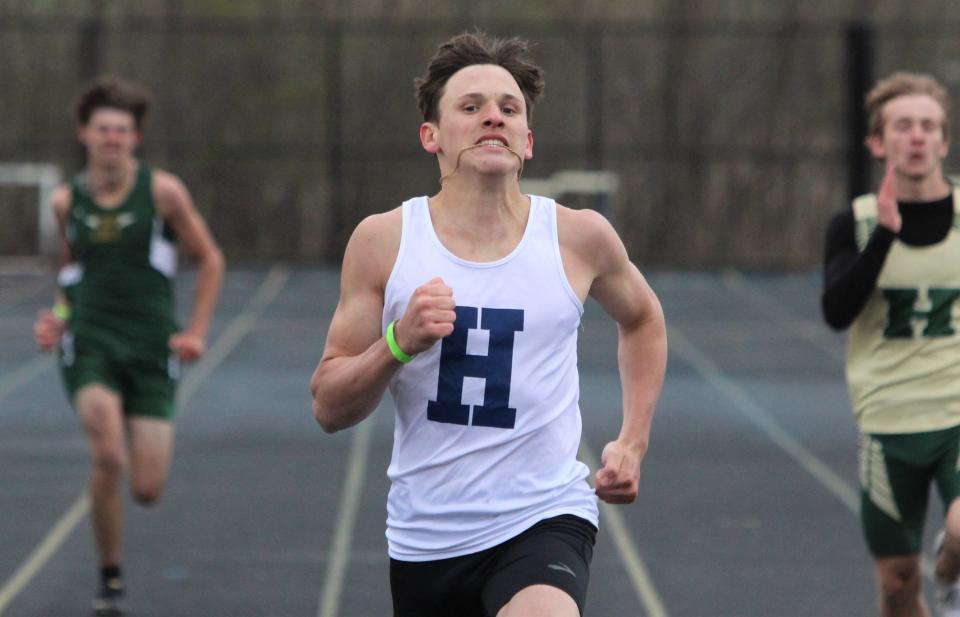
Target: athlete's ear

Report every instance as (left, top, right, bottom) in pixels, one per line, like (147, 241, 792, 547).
(420, 122, 441, 154)
(524, 129, 534, 161)
(866, 134, 886, 160)
(75, 123, 89, 146)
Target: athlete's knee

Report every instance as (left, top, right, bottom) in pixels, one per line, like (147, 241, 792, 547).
(130, 479, 164, 506)
(131, 487, 162, 506)
(876, 559, 922, 606)
(90, 446, 125, 478)
(129, 466, 168, 505)
(945, 500, 960, 537)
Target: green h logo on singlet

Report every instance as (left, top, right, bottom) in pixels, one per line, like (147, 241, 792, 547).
(883, 288, 960, 338)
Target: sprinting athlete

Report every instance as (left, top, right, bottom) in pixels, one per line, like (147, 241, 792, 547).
(310, 32, 666, 617)
(823, 71, 960, 617)
(34, 76, 224, 616)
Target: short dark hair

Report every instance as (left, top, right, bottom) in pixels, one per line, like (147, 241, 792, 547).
(73, 75, 152, 129)
(414, 31, 545, 124)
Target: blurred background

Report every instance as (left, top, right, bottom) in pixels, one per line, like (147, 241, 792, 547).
(3, 0, 960, 268)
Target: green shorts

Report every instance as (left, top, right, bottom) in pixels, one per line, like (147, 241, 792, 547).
(859, 426, 960, 557)
(59, 328, 180, 420)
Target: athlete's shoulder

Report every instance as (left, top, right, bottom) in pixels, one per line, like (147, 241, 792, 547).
(343, 206, 403, 283)
(827, 206, 855, 227)
(151, 168, 187, 196)
(353, 205, 402, 242)
(556, 201, 612, 235)
(556, 203, 624, 258)
(851, 192, 878, 218)
(150, 168, 196, 219)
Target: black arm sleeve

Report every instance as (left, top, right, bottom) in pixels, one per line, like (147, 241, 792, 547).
(820, 210, 895, 331)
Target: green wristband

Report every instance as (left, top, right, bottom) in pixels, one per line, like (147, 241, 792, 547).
(386, 320, 414, 364)
(52, 303, 70, 321)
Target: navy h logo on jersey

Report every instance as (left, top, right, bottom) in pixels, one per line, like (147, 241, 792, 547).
(427, 305, 524, 429)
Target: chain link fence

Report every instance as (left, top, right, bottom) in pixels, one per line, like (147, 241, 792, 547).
(3, 10, 960, 267)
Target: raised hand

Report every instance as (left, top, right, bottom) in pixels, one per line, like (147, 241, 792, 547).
(877, 163, 902, 234)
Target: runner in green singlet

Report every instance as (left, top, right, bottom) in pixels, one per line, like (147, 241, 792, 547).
(33, 76, 224, 617)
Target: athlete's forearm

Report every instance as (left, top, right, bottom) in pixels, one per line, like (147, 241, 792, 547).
(184, 248, 224, 338)
(311, 339, 401, 433)
(51, 289, 68, 309)
(615, 303, 667, 457)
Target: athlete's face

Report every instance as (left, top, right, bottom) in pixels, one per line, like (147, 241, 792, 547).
(77, 108, 141, 168)
(420, 64, 533, 178)
(868, 94, 949, 181)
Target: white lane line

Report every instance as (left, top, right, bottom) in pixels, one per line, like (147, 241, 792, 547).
(719, 271, 937, 581)
(720, 270, 844, 363)
(176, 265, 289, 415)
(0, 494, 89, 611)
(317, 418, 375, 617)
(668, 325, 859, 513)
(0, 266, 289, 615)
(580, 441, 669, 617)
(0, 356, 54, 412)
(0, 266, 289, 412)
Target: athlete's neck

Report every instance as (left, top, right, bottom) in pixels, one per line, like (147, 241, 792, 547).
(429, 183, 531, 261)
(896, 169, 952, 202)
(432, 178, 528, 225)
(88, 159, 137, 195)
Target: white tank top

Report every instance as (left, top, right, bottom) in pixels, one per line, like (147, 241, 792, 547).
(382, 195, 599, 561)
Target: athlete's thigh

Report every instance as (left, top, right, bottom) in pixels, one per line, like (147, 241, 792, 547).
(859, 433, 935, 556)
(931, 426, 960, 511)
(496, 584, 579, 617)
(390, 553, 489, 617)
(126, 416, 174, 496)
(75, 384, 126, 462)
(60, 331, 122, 405)
(482, 515, 596, 617)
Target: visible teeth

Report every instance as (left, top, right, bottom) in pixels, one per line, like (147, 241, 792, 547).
(479, 139, 506, 147)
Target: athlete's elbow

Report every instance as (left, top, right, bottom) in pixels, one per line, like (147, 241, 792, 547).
(311, 388, 355, 433)
(310, 372, 333, 432)
(824, 316, 850, 332)
(309, 362, 379, 432)
(205, 246, 225, 275)
(314, 393, 377, 433)
(313, 402, 342, 433)
(310, 390, 339, 431)
(821, 298, 853, 331)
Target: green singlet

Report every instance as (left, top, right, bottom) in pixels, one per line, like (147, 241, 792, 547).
(58, 164, 181, 419)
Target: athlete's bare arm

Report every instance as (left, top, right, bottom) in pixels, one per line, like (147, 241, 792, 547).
(311, 208, 457, 433)
(311, 210, 403, 432)
(558, 206, 667, 505)
(34, 185, 73, 351)
(154, 171, 224, 361)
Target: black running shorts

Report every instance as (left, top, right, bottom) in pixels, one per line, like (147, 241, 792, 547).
(390, 514, 597, 617)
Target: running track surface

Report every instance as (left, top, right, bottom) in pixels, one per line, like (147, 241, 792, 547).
(0, 265, 947, 616)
